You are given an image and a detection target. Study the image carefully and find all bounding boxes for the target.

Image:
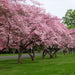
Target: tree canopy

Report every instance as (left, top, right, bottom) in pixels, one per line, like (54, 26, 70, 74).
(63, 9, 75, 29)
(0, 0, 74, 63)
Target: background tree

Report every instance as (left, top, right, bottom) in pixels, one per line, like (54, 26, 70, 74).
(63, 9, 75, 29)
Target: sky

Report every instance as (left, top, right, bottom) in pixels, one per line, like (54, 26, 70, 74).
(36, 0, 75, 18)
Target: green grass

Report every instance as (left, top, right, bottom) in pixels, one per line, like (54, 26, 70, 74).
(0, 53, 18, 56)
(0, 53, 75, 75)
(0, 53, 28, 56)
(0, 52, 40, 56)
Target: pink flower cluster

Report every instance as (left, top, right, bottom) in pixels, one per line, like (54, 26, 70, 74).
(0, 0, 73, 50)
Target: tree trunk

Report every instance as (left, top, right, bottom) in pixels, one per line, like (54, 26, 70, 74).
(50, 54, 53, 58)
(47, 50, 53, 58)
(42, 50, 45, 59)
(32, 49, 35, 61)
(63, 50, 66, 55)
(63, 51, 65, 55)
(13, 50, 16, 54)
(18, 49, 22, 64)
(32, 56, 34, 61)
(27, 49, 35, 61)
(42, 50, 47, 59)
(53, 50, 57, 57)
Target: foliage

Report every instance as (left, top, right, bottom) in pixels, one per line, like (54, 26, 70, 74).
(68, 29, 75, 48)
(36, 46, 42, 52)
(0, 0, 72, 50)
(63, 9, 75, 29)
(0, 0, 74, 63)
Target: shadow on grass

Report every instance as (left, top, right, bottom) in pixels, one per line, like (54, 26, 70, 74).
(0, 59, 18, 64)
(0, 58, 40, 65)
(0, 67, 10, 70)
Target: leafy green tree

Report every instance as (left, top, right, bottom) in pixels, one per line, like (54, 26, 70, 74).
(63, 9, 75, 29)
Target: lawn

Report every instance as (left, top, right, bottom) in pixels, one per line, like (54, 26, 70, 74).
(0, 53, 28, 56)
(0, 52, 39, 56)
(0, 53, 75, 75)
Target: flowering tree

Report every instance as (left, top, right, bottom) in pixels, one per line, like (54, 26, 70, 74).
(40, 15, 73, 58)
(68, 29, 75, 48)
(0, 0, 46, 63)
(0, 0, 73, 63)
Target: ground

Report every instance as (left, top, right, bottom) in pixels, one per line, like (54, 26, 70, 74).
(0, 53, 75, 75)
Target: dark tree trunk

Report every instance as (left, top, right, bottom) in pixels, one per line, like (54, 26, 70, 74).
(42, 50, 45, 59)
(47, 50, 53, 58)
(27, 49, 35, 61)
(42, 50, 47, 59)
(53, 50, 57, 57)
(50, 54, 53, 58)
(31, 49, 35, 61)
(63, 51, 65, 55)
(18, 49, 23, 64)
(32, 56, 34, 61)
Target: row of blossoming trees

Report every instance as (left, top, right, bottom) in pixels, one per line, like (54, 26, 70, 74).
(0, 0, 75, 64)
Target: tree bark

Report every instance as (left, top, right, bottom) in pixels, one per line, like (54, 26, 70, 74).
(42, 50, 45, 59)
(31, 49, 35, 61)
(18, 49, 23, 64)
(42, 50, 47, 59)
(50, 54, 53, 58)
(53, 50, 57, 57)
(27, 49, 35, 61)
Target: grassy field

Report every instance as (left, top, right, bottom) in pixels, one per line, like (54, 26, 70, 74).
(0, 53, 75, 75)
(0, 52, 39, 56)
(0, 53, 28, 56)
